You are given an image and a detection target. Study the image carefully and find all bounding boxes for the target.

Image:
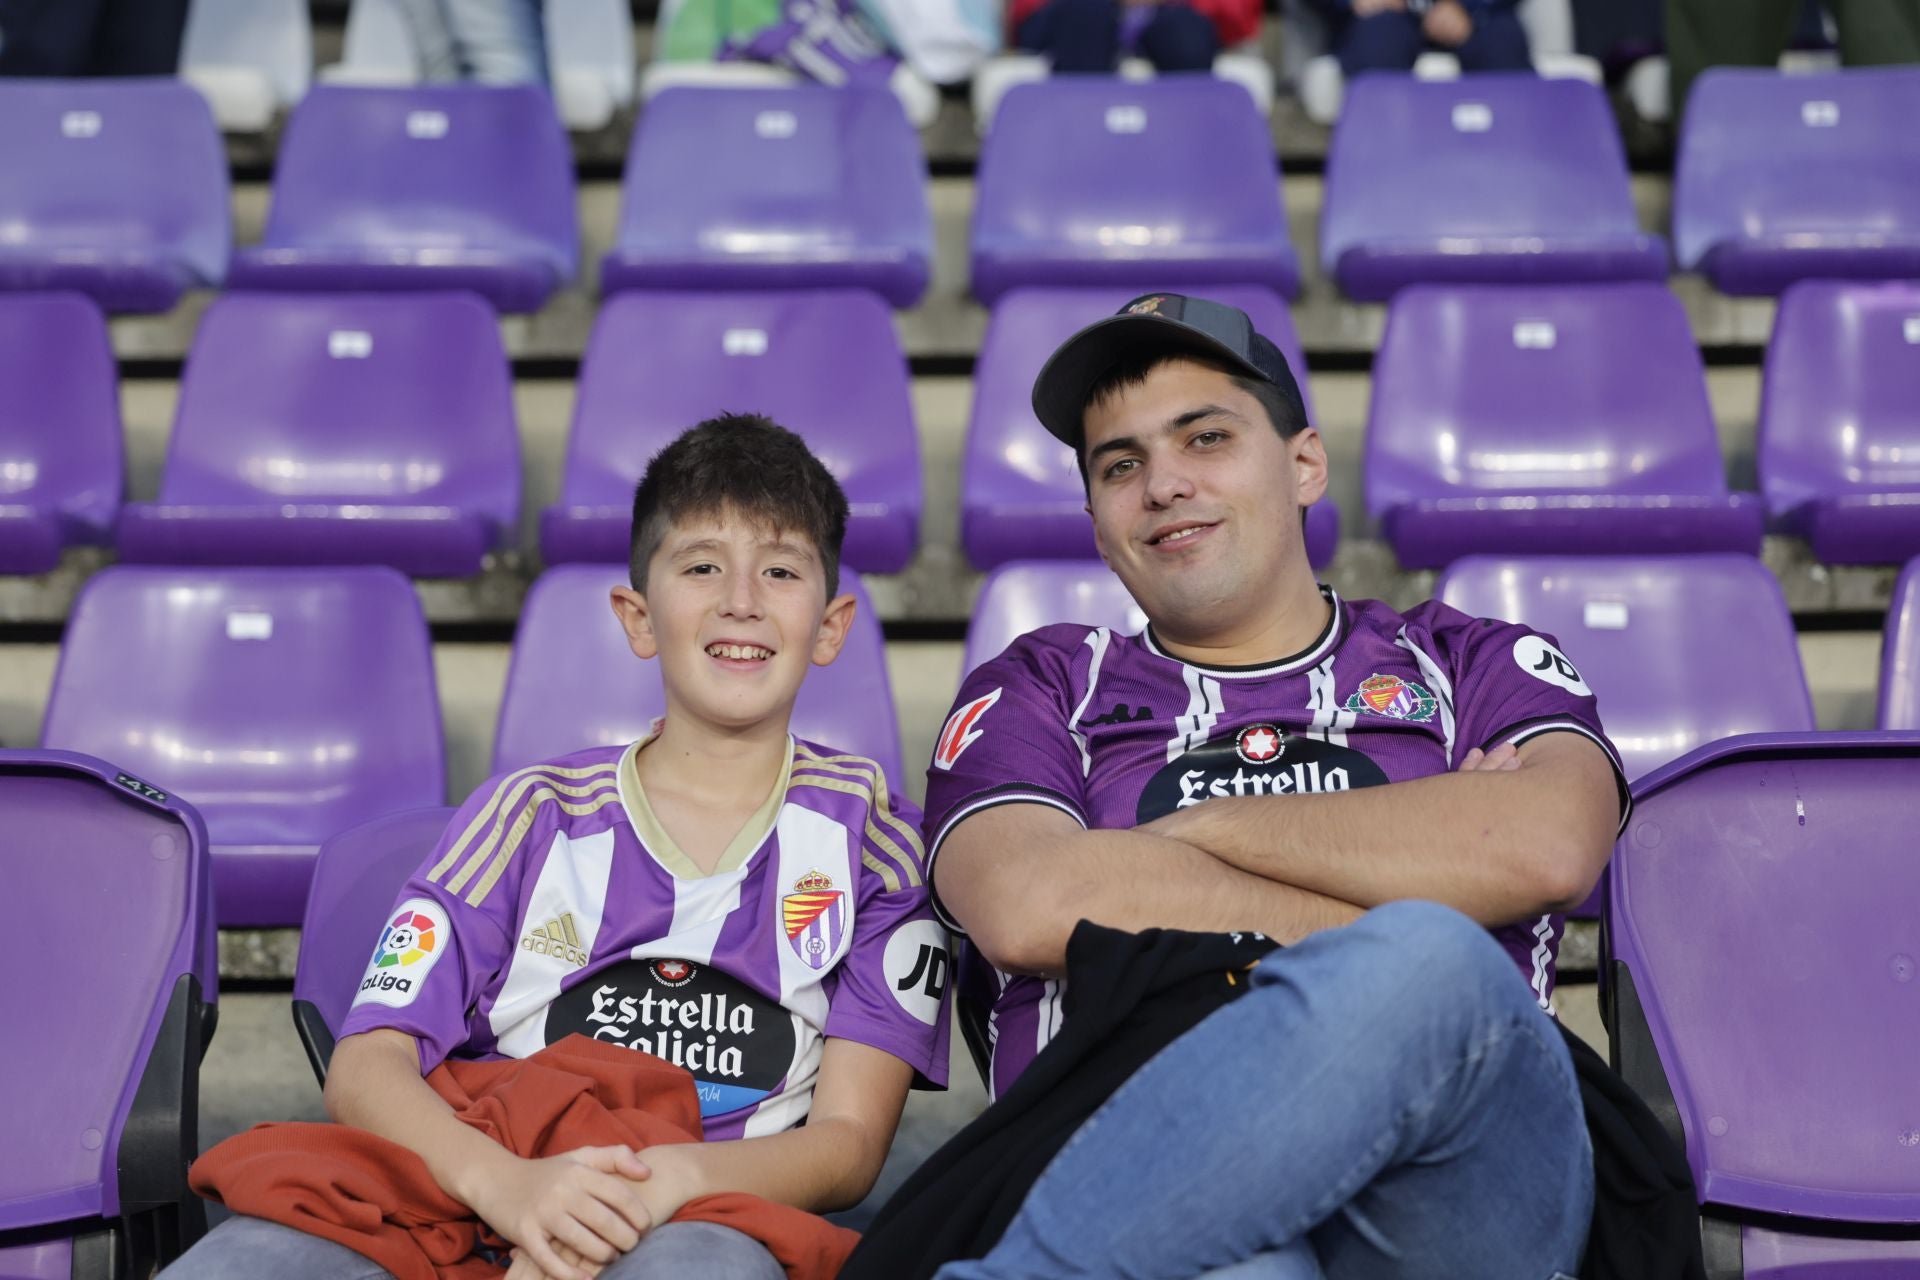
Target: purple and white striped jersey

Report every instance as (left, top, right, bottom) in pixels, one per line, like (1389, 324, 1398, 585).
(340, 733, 951, 1141)
(924, 587, 1629, 1099)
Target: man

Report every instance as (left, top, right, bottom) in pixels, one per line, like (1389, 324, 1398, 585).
(922, 294, 1629, 1277)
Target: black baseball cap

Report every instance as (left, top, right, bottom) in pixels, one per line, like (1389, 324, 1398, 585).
(1031, 292, 1306, 450)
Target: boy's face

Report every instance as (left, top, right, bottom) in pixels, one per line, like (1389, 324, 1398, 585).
(610, 513, 856, 737)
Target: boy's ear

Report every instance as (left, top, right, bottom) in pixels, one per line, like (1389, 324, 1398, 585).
(811, 590, 858, 667)
(610, 586, 658, 660)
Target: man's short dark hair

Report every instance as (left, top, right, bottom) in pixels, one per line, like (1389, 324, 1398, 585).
(629, 414, 850, 597)
(1076, 350, 1310, 488)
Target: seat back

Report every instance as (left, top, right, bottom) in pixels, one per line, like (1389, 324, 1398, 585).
(156, 291, 518, 529)
(494, 566, 906, 792)
(1366, 283, 1728, 517)
(1609, 733, 1920, 1223)
(1674, 67, 1920, 273)
(550, 290, 919, 573)
(293, 806, 456, 1081)
(258, 84, 577, 277)
(971, 78, 1296, 305)
(606, 85, 932, 305)
(1881, 559, 1920, 730)
(1436, 556, 1813, 781)
(1322, 76, 1639, 274)
(962, 285, 1313, 570)
(182, 0, 313, 107)
(0, 750, 211, 1271)
(963, 561, 1145, 677)
(0, 293, 122, 562)
(0, 79, 229, 304)
(41, 567, 445, 854)
(1758, 280, 1920, 525)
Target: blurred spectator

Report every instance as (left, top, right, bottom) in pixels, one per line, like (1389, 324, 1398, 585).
(0, 0, 188, 75)
(393, 0, 548, 84)
(1669, 0, 1920, 120)
(1308, 0, 1531, 76)
(1011, 0, 1259, 73)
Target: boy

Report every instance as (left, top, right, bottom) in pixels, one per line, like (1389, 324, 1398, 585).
(169, 415, 951, 1280)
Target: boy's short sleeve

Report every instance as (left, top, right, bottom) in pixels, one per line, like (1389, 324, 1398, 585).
(335, 779, 534, 1072)
(921, 628, 1095, 927)
(823, 794, 953, 1087)
(1418, 605, 1633, 834)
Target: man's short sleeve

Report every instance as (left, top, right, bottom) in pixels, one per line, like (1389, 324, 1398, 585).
(822, 793, 953, 1087)
(921, 627, 1095, 925)
(335, 779, 531, 1072)
(1415, 603, 1633, 833)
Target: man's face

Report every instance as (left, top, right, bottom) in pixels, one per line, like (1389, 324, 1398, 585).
(1082, 358, 1327, 639)
(610, 513, 855, 735)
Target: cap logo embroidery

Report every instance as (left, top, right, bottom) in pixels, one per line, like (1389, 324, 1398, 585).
(1127, 296, 1165, 316)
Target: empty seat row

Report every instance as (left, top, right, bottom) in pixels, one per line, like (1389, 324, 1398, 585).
(5, 68, 1917, 314)
(8, 277, 1919, 580)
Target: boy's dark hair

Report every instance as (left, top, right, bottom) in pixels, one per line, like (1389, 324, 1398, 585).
(1076, 350, 1309, 489)
(629, 414, 850, 597)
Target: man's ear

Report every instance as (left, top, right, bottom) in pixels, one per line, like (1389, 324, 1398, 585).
(811, 590, 858, 667)
(610, 586, 658, 660)
(1293, 427, 1330, 508)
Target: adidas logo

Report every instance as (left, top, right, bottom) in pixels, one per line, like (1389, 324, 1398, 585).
(521, 913, 589, 968)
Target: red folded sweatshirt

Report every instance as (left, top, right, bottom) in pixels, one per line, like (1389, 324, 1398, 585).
(189, 1034, 861, 1280)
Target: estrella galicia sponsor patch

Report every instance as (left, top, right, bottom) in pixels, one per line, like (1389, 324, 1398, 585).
(1135, 731, 1389, 823)
(353, 897, 450, 1008)
(547, 960, 797, 1119)
(1342, 673, 1439, 723)
(1513, 636, 1591, 696)
(882, 920, 950, 1026)
(934, 688, 1002, 771)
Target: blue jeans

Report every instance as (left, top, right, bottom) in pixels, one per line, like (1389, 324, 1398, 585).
(1018, 0, 1220, 73)
(1336, 8, 1532, 76)
(397, 0, 549, 83)
(936, 902, 1592, 1280)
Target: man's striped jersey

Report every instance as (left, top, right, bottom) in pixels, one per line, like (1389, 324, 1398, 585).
(924, 587, 1629, 1099)
(341, 732, 951, 1140)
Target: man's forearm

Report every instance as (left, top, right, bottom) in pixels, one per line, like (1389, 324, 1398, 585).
(959, 822, 1362, 977)
(1152, 744, 1614, 924)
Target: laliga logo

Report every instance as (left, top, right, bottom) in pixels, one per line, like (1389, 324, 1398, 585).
(360, 907, 439, 995)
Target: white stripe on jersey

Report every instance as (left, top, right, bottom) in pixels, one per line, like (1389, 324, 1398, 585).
(1167, 665, 1224, 762)
(744, 803, 855, 1138)
(1305, 655, 1357, 747)
(1528, 914, 1557, 1014)
(1394, 627, 1459, 761)
(1067, 628, 1112, 778)
(489, 827, 618, 1058)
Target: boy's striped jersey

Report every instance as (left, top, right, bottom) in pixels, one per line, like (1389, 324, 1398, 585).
(341, 732, 951, 1140)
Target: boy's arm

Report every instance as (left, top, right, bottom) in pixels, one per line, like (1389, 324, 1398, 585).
(327, 1028, 654, 1280)
(624, 1037, 916, 1219)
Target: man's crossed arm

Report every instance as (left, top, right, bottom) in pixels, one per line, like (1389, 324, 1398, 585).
(935, 733, 1619, 977)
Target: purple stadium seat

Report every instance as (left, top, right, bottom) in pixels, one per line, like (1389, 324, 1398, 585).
(116, 292, 520, 576)
(0, 749, 213, 1278)
(1674, 67, 1920, 296)
(228, 85, 577, 312)
(0, 294, 122, 573)
(1758, 280, 1920, 565)
(494, 565, 906, 794)
(1881, 558, 1920, 730)
(293, 806, 456, 1083)
(1608, 733, 1920, 1275)
(601, 87, 931, 308)
(1437, 554, 1813, 918)
(0, 79, 229, 313)
(970, 79, 1299, 307)
(39, 567, 446, 928)
(1366, 284, 1762, 569)
(1321, 76, 1666, 302)
(963, 561, 1144, 677)
(963, 285, 1336, 572)
(541, 290, 919, 574)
